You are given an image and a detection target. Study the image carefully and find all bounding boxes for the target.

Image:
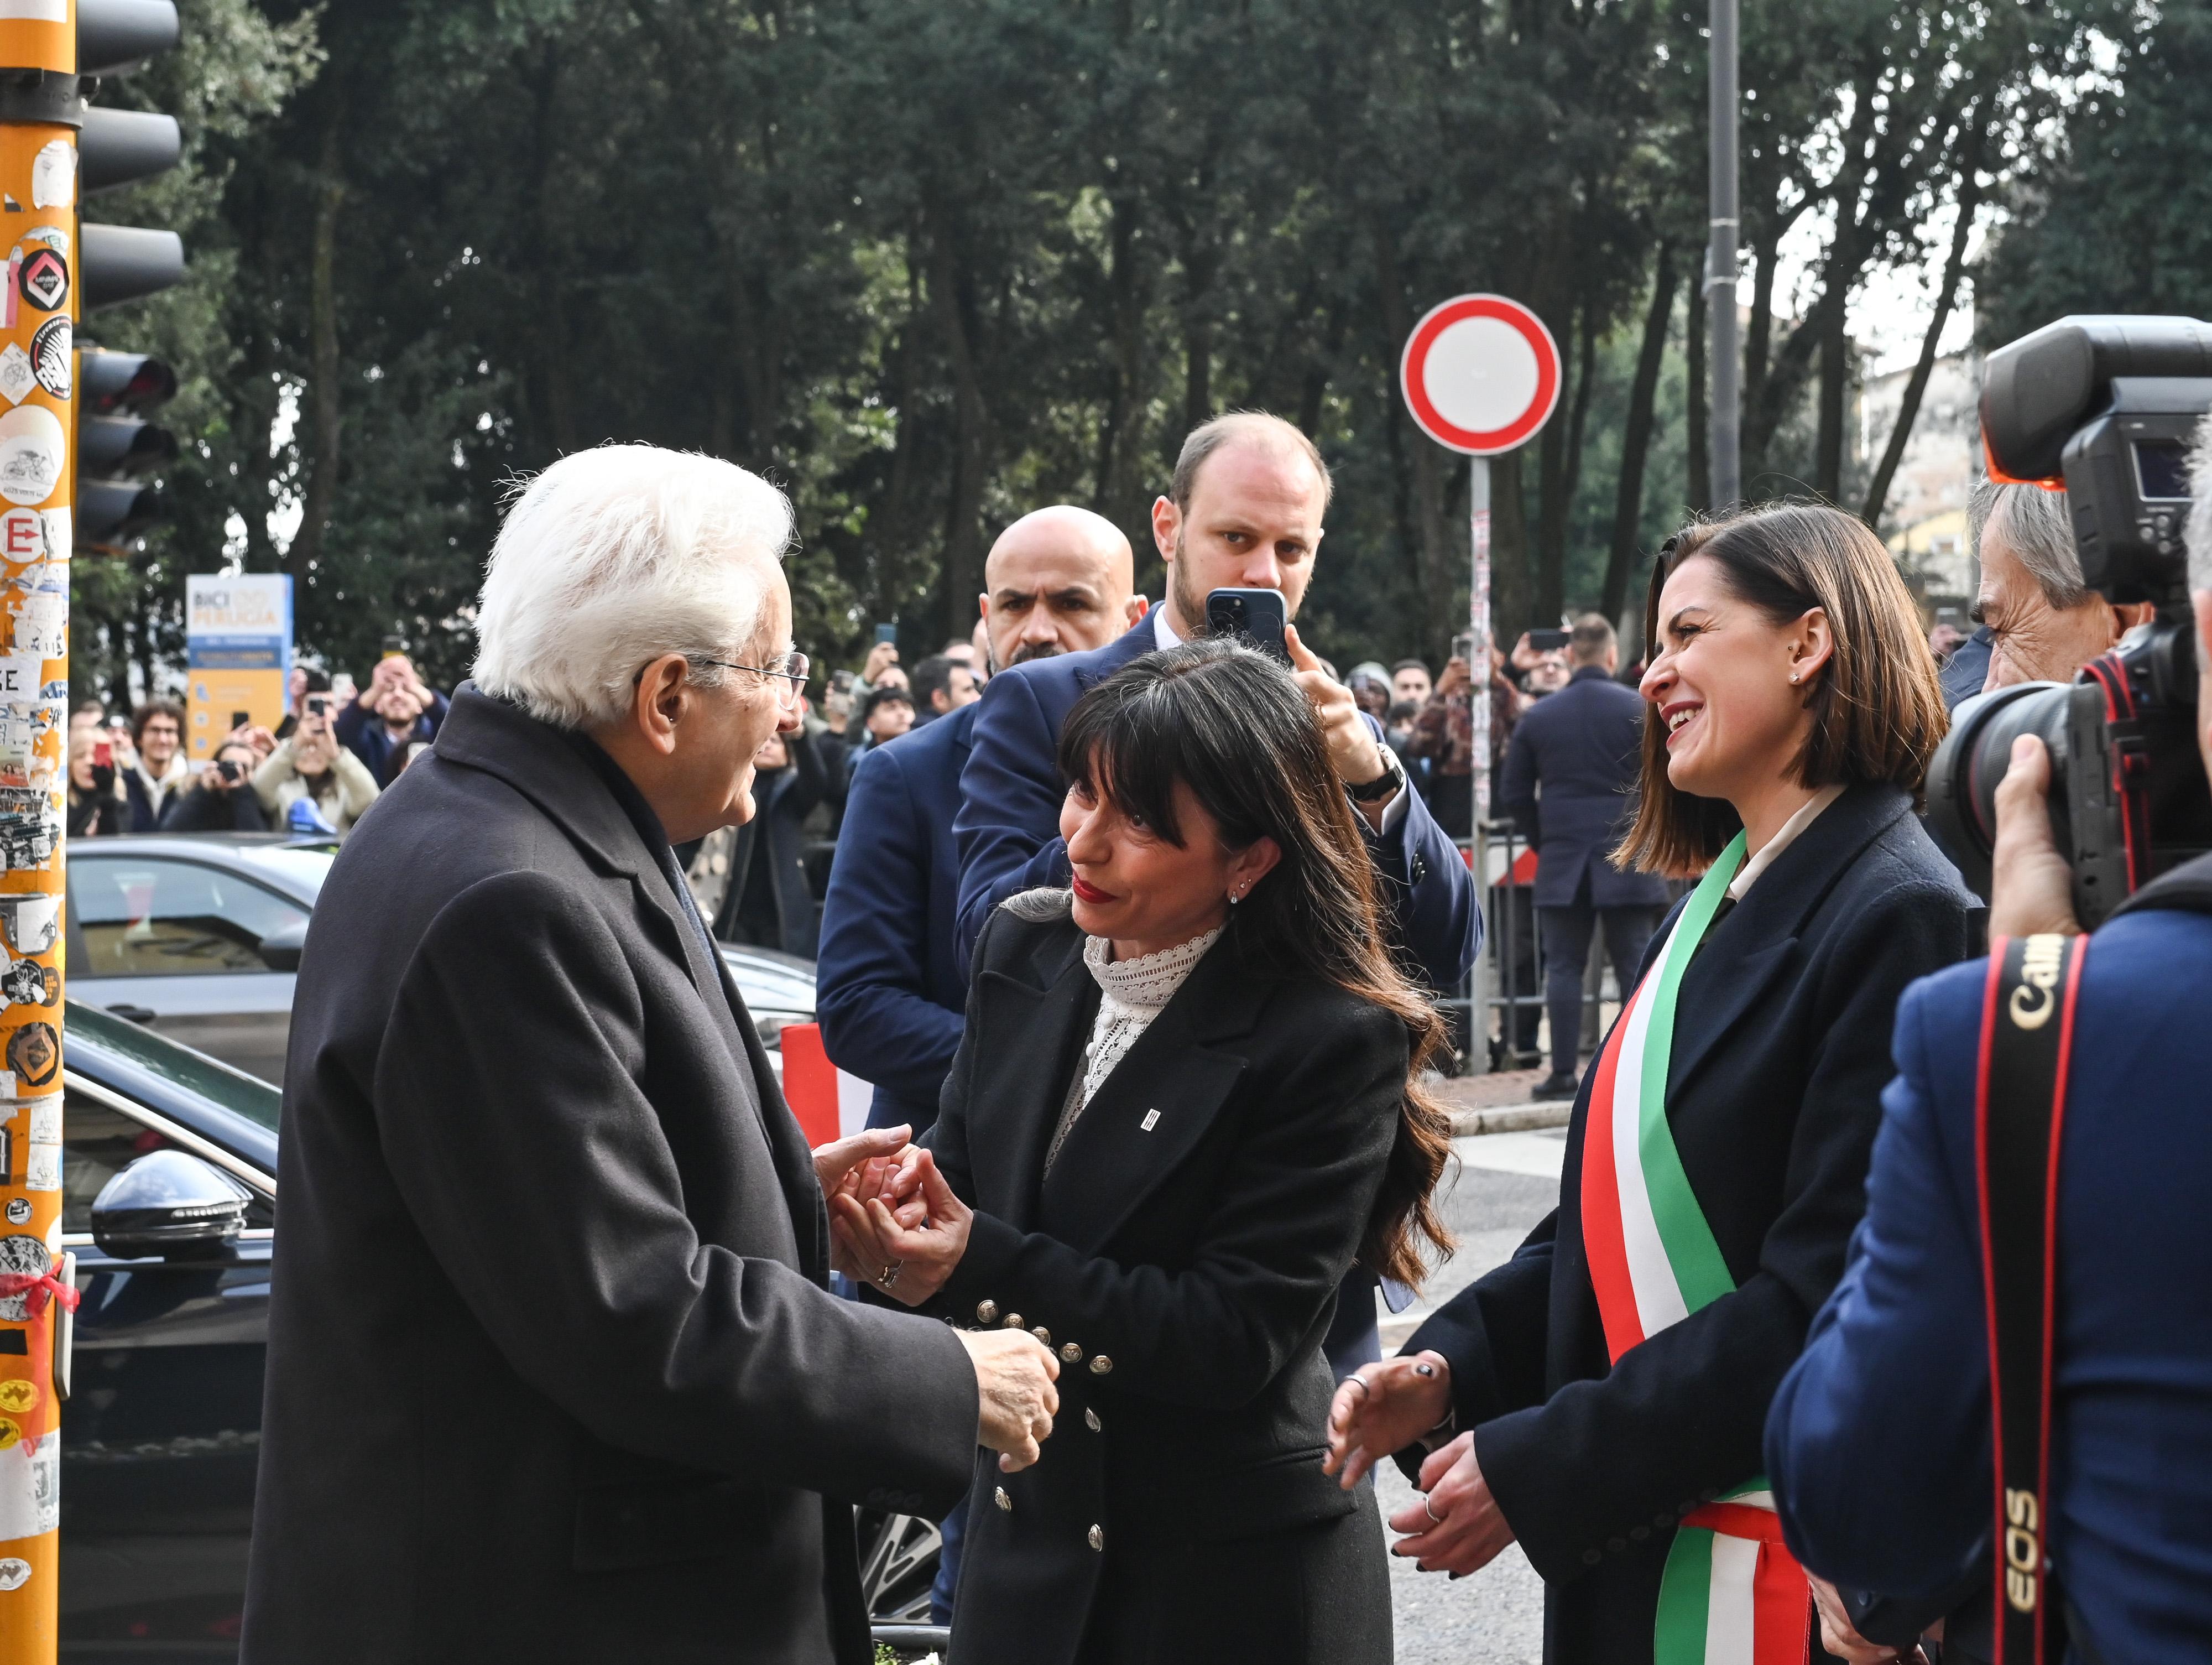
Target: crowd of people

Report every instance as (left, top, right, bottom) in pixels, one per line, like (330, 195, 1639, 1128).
(62, 650, 449, 843)
(77, 404, 2200, 1665)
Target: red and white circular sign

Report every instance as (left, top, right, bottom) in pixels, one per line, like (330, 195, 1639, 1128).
(1399, 293, 1561, 456)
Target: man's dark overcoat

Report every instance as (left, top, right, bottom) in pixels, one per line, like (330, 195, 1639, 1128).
(241, 686, 977, 1665)
(1497, 663, 1670, 910)
(1403, 784, 1976, 1664)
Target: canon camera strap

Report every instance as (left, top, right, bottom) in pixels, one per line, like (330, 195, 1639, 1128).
(1974, 932, 2089, 1665)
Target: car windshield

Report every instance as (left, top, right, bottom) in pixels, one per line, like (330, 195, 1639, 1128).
(231, 842, 338, 900)
(65, 1000, 283, 1135)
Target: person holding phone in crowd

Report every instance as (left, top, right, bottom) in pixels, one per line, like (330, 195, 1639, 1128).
(839, 639, 1453, 1665)
(163, 737, 273, 832)
(1326, 505, 1974, 1665)
(66, 726, 123, 838)
(336, 647, 448, 778)
(255, 704, 380, 839)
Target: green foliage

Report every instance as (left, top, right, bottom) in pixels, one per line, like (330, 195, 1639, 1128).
(1980, 2, 2212, 345)
(77, 0, 2110, 698)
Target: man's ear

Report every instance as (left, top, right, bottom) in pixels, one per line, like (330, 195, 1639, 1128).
(633, 654, 691, 757)
(1126, 595, 1149, 626)
(1150, 495, 1180, 564)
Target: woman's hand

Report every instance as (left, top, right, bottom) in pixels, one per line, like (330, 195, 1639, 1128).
(1323, 1350, 1453, 1489)
(1387, 1430, 1516, 1575)
(827, 1148, 972, 1306)
(1433, 656, 1472, 699)
(811, 1126, 915, 1283)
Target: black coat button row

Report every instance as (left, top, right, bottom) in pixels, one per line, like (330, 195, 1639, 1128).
(977, 1301, 1097, 1367)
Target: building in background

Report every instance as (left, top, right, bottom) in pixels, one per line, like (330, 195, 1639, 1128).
(1857, 347, 1981, 624)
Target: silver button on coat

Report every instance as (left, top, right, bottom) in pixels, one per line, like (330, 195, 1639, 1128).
(994, 1486, 1011, 1512)
(1087, 1524, 1104, 1551)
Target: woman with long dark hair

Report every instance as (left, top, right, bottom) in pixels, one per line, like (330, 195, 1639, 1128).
(831, 637, 1452, 1664)
(1326, 503, 1978, 1665)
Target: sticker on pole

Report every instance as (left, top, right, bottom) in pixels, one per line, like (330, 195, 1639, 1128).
(1399, 293, 1562, 456)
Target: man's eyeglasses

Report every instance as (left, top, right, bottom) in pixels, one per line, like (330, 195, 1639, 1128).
(693, 651, 811, 712)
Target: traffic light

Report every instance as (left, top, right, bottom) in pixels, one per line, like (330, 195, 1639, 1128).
(75, 0, 183, 552)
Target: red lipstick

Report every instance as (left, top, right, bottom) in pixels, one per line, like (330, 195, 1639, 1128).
(1071, 876, 1113, 904)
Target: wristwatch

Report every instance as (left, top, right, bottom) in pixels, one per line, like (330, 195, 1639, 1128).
(1347, 746, 1407, 804)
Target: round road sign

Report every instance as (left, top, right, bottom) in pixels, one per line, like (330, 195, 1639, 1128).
(1399, 293, 1562, 456)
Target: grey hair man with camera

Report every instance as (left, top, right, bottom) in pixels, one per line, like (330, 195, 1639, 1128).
(1764, 362, 2212, 1658)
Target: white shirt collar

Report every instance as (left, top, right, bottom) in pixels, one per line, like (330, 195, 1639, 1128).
(1151, 604, 1183, 652)
(1726, 783, 1846, 902)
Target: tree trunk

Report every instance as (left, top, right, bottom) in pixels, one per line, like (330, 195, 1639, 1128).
(1534, 294, 1590, 627)
(1687, 270, 1708, 516)
(925, 204, 991, 643)
(1604, 243, 1681, 620)
(289, 107, 346, 586)
(1373, 216, 1455, 644)
(1861, 127, 1985, 529)
(1490, 446, 1532, 641)
(529, 43, 579, 455)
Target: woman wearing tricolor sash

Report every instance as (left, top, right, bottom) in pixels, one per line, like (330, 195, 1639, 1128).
(1327, 504, 1976, 1665)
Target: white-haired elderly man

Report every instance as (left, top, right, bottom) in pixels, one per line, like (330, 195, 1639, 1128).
(242, 447, 1058, 1665)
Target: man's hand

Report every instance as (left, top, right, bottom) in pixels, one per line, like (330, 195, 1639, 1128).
(957, 1329, 1058, 1472)
(1810, 1575, 1926, 1665)
(1323, 1351, 1453, 1490)
(812, 1126, 913, 1281)
(1989, 734, 2081, 939)
(862, 641, 900, 685)
(1285, 622, 1391, 822)
(1386, 1431, 1516, 1575)
(1434, 655, 1472, 699)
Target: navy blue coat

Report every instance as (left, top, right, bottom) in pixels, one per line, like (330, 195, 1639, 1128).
(1939, 626, 1993, 710)
(815, 703, 975, 1133)
(1766, 862, 2212, 1663)
(952, 613, 1480, 990)
(1402, 784, 1975, 1664)
(1499, 665, 1670, 910)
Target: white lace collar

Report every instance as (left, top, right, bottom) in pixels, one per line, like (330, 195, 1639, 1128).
(1083, 924, 1223, 1014)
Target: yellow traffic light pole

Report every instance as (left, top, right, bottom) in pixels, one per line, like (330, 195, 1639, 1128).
(0, 3, 81, 1659)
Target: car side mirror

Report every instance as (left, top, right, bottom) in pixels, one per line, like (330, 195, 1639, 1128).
(90, 1151, 251, 1261)
(257, 917, 309, 972)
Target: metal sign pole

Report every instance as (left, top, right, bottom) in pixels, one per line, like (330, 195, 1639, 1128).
(1468, 456, 1492, 1075)
(1708, 0, 1742, 511)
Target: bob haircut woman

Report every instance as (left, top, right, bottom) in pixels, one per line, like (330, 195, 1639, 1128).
(1616, 502, 1949, 875)
(1326, 502, 1975, 1665)
(831, 638, 1452, 1665)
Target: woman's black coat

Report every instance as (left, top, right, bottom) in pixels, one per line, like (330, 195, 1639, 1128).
(919, 899, 1406, 1665)
(1405, 783, 1976, 1665)
(714, 725, 828, 958)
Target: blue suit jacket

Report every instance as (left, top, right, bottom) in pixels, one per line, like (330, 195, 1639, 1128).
(816, 702, 977, 1132)
(1498, 665, 1669, 910)
(1766, 901, 2212, 1662)
(952, 613, 1481, 989)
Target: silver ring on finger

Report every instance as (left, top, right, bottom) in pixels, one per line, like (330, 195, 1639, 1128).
(878, 1261, 902, 1288)
(1423, 1493, 1443, 1525)
(1347, 1373, 1371, 1396)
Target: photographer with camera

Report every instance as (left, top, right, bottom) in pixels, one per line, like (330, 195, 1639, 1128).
(1767, 319, 2212, 1664)
(161, 737, 273, 833)
(1967, 478, 2154, 695)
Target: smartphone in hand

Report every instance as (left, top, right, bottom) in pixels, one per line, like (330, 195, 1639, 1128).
(1205, 587, 1290, 666)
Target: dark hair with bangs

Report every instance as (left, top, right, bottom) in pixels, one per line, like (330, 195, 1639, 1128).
(1056, 638, 1453, 1291)
(1614, 503, 1949, 875)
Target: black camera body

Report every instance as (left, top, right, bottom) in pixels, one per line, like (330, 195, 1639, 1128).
(1928, 316, 2212, 926)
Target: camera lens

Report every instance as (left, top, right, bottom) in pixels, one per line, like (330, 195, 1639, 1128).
(1925, 682, 2075, 897)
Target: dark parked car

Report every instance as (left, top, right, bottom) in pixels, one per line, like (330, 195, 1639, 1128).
(65, 835, 818, 1086)
(56, 1005, 941, 1661)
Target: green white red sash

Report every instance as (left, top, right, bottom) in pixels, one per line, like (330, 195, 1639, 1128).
(1579, 830, 1811, 1665)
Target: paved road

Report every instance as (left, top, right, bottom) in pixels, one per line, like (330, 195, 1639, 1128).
(1380, 1131, 1566, 1663)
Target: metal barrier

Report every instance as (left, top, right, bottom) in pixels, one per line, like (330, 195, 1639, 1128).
(1439, 820, 1626, 1076)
